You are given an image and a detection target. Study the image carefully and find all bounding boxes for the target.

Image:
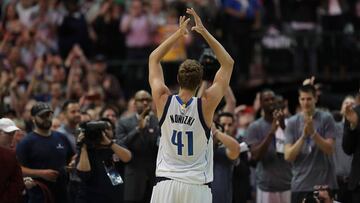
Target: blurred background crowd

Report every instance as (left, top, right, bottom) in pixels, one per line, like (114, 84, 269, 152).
(1, 0, 360, 203)
(1, 0, 360, 118)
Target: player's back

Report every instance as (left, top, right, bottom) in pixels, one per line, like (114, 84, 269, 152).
(156, 95, 213, 184)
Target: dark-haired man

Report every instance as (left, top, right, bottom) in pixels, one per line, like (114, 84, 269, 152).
(212, 112, 240, 203)
(284, 85, 337, 203)
(57, 100, 81, 203)
(343, 95, 360, 202)
(57, 100, 81, 152)
(16, 102, 73, 203)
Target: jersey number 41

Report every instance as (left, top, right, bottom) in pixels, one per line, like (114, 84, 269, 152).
(171, 130, 194, 156)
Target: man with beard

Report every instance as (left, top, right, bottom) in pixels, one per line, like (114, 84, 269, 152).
(16, 102, 74, 203)
(245, 89, 292, 203)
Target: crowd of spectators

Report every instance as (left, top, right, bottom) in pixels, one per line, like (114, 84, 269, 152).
(1, 0, 360, 203)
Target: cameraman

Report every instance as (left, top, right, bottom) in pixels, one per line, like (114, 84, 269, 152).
(76, 119, 132, 203)
(302, 186, 339, 203)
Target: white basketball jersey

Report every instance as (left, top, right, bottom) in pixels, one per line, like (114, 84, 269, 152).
(156, 95, 213, 185)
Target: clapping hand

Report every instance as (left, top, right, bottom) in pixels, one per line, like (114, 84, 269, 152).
(344, 103, 358, 127)
(271, 109, 284, 133)
(138, 106, 151, 129)
(302, 76, 315, 86)
(303, 114, 315, 137)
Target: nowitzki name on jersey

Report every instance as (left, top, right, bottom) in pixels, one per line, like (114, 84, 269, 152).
(170, 114, 195, 126)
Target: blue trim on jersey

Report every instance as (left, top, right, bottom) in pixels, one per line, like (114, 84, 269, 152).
(159, 95, 173, 127)
(197, 98, 211, 140)
(175, 95, 193, 108)
(204, 148, 208, 183)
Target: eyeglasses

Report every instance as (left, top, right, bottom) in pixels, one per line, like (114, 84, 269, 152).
(135, 98, 152, 102)
(313, 185, 329, 191)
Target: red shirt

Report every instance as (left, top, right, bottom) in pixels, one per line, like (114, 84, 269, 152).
(0, 147, 24, 203)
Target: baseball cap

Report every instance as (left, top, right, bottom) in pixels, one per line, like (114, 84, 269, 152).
(31, 102, 53, 116)
(0, 118, 20, 133)
(93, 54, 106, 63)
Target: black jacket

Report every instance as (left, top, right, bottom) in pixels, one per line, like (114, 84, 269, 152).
(116, 113, 160, 201)
(343, 105, 360, 190)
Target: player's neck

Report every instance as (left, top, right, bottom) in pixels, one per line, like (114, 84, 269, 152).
(178, 88, 196, 103)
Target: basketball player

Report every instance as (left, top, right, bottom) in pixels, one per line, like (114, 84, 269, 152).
(149, 8, 234, 203)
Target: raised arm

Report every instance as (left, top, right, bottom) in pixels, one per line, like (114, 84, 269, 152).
(213, 129, 240, 160)
(222, 86, 237, 113)
(342, 104, 359, 155)
(186, 8, 234, 125)
(149, 16, 190, 117)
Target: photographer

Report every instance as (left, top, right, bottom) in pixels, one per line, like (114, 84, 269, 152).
(76, 118, 132, 203)
(302, 185, 339, 203)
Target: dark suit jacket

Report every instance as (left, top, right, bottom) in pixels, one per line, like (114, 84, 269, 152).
(343, 105, 360, 190)
(116, 113, 160, 201)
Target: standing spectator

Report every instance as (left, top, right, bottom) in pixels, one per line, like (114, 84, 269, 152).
(148, 0, 166, 46)
(120, 0, 152, 60)
(56, 100, 82, 203)
(91, 54, 124, 106)
(57, 100, 81, 152)
(100, 105, 119, 127)
(91, 0, 125, 59)
(58, 0, 92, 58)
(15, 0, 39, 29)
(0, 117, 20, 149)
(287, 0, 320, 77)
(284, 84, 338, 203)
(2, 3, 23, 36)
(221, 0, 262, 80)
(319, 0, 349, 77)
(76, 118, 132, 203)
(246, 89, 292, 203)
(0, 116, 25, 203)
(342, 94, 360, 202)
(333, 96, 355, 203)
(0, 146, 25, 203)
(16, 102, 74, 203)
(116, 90, 160, 203)
(212, 112, 240, 203)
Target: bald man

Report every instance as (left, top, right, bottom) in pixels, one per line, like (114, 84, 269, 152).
(116, 90, 160, 203)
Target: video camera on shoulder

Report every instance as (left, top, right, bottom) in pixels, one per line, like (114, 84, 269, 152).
(78, 120, 110, 147)
(303, 185, 333, 203)
(199, 48, 220, 81)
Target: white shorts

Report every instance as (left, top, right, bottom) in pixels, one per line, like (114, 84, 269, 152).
(256, 187, 291, 203)
(150, 179, 212, 203)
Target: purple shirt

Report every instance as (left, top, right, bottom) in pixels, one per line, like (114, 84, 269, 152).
(121, 14, 152, 48)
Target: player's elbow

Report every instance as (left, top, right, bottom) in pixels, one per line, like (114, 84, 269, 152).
(149, 52, 156, 62)
(224, 58, 234, 69)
